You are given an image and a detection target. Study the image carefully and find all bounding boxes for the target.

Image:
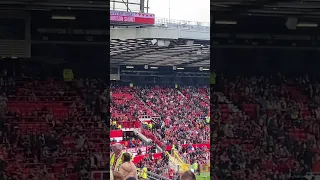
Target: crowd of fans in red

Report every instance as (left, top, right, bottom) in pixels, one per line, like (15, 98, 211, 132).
(0, 75, 108, 180)
(213, 74, 320, 180)
(110, 85, 210, 175)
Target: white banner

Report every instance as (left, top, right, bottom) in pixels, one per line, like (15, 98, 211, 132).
(124, 146, 150, 155)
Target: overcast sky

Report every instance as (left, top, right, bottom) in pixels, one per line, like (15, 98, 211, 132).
(148, 0, 210, 23)
(110, 0, 210, 23)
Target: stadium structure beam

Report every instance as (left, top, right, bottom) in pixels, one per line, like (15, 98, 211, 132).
(212, 0, 297, 13)
(140, 0, 144, 13)
(110, 0, 149, 13)
(121, 0, 131, 12)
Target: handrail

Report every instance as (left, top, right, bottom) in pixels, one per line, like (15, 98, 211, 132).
(165, 151, 175, 162)
(173, 150, 184, 164)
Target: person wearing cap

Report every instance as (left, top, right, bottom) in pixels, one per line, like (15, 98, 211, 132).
(111, 143, 125, 173)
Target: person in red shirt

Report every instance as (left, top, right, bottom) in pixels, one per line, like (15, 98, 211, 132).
(169, 168, 175, 179)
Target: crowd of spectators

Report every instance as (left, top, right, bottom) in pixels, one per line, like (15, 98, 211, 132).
(110, 85, 210, 176)
(136, 152, 170, 176)
(0, 76, 108, 180)
(137, 86, 209, 146)
(179, 146, 210, 165)
(212, 74, 320, 180)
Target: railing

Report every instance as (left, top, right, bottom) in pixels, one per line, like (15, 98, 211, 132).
(155, 18, 210, 32)
(155, 18, 209, 26)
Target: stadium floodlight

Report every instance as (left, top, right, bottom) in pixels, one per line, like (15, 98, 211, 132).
(52, 15, 76, 20)
(151, 39, 157, 45)
(215, 20, 237, 25)
(150, 67, 158, 69)
(125, 66, 134, 69)
(177, 67, 184, 70)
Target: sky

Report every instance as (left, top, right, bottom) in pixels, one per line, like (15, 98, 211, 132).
(110, 0, 210, 23)
(148, 0, 210, 23)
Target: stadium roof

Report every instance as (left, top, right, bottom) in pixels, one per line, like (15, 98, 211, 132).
(212, 0, 320, 18)
(110, 38, 210, 68)
(212, 0, 320, 49)
(0, 0, 109, 11)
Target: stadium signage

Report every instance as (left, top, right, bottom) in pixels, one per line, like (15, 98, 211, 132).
(110, 10, 155, 25)
(125, 146, 150, 154)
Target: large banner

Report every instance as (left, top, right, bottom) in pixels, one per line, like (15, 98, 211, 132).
(166, 143, 210, 151)
(133, 153, 162, 163)
(110, 140, 140, 147)
(110, 130, 123, 141)
(110, 10, 155, 25)
(124, 146, 151, 156)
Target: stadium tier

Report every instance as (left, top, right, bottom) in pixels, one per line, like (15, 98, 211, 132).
(110, 85, 210, 179)
(0, 77, 108, 179)
(212, 74, 320, 180)
(110, 8, 210, 178)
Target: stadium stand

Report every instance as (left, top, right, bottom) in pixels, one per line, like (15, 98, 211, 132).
(0, 72, 109, 179)
(110, 85, 210, 179)
(0, 1, 111, 179)
(110, 0, 210, 177)
(211, 50, 320, 180)
(212, 0, 320, 179)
